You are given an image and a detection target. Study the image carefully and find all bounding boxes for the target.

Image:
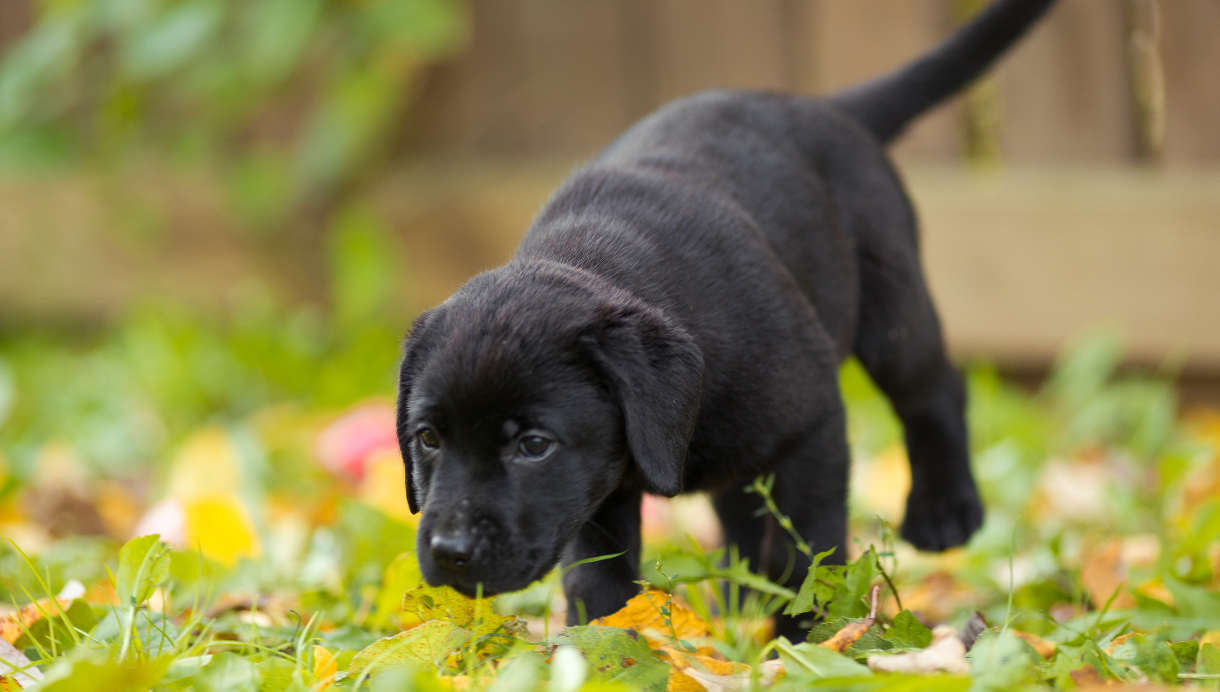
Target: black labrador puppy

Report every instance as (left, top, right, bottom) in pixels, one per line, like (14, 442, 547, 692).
(397, 0, 1056, 640)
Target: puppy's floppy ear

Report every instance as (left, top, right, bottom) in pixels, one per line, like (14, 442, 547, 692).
(397, 309, 441, 514)
(583, 303, 703, 496)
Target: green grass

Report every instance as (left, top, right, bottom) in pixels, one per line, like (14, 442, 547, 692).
(1, 309, 1218, 690)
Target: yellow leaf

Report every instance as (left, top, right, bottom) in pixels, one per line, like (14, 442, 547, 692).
(183, 495, 260, 566)
(400, 584, 521, 640)
(591, 589, 714, 656)
(169, 427, 242, 500)
(313, 645, 337, 690)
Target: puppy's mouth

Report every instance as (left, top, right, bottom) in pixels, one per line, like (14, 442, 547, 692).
(420, 541, 558, 598)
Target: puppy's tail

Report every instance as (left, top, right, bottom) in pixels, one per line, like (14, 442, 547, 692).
(829, 0, 1056, 144)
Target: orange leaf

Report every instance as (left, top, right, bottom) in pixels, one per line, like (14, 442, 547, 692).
(0, 581, 84, 644)
(1011, 629, 1057, 659)
(819, 584, 879, 653)
(661, 645, 751, 692)
(591, 589, 715, 656)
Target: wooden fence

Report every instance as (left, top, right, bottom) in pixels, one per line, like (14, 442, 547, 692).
(406, 0, 1219, 166)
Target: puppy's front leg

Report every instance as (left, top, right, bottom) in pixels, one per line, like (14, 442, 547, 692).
(560, 485, 643, 625)
(712, 405, 850, 643)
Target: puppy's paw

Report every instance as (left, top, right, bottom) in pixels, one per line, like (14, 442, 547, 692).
(899, 484, 983, 552)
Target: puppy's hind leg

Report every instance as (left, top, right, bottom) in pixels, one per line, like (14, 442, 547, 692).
(711, 405, 850, 643)
(852, 247, 983, 551)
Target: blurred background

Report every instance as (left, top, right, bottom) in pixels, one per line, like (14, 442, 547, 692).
(1, 0, 1219, 610)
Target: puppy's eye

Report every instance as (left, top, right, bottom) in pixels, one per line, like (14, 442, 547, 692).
(417, 427, 440, 450)
(517, 434, 554, 460)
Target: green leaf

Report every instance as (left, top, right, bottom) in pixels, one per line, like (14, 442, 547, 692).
(883, 610, 933, 650)
(485, 651, 547, 692)
(830, 548, 878, 619)
(785, 547, 838, 616)
(121, 0, 223, 80)
(1198, 642, 1220, 677)
(1165, 577, 1220, 619)
(368, 551, 425, 630)
(37, 654, 174, 692)
(190, 652, 259, 692)
(1109, 633, 1179, 683)
(115, 534, 170, 607)
(775, 638, 871, 679)
(350, 620, 471, 677)
(553, 625, 669, 690)
(967, 630, 1041, 691)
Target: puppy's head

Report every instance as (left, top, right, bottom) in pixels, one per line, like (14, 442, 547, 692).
(395, 263, 702, 596)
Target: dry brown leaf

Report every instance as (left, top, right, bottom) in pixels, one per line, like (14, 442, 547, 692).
(1080, 540, 1137, 610)
(1070, 664, 1108, 687)
(592, 589, 715, 656)
(900, 571, 980, 623)
(1011, 629, 1057, 659)
(819, 584, 879, 653)
(867, 625, 969, 675)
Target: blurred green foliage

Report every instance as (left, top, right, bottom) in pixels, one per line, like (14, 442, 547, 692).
(0, 0, 466, 189)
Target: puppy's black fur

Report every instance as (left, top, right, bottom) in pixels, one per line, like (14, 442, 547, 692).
(397, 0, 1056, 640)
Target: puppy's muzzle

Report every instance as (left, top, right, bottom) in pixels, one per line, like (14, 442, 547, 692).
(429, 529, 474, 572)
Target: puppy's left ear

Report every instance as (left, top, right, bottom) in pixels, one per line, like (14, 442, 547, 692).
(584, 304, 703, 496)
(397, 309, 442, 514)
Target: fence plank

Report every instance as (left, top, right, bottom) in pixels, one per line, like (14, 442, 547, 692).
(990, 0, 1133, 162)
(1157, 0, 1220, 164)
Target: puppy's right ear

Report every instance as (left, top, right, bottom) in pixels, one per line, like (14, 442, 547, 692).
(396, 309, 440, 514)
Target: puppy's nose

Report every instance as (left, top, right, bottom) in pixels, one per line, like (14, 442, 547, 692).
(430, 531, 474, 571)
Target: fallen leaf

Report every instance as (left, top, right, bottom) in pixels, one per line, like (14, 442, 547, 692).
(592, 589, 714, 656)
(552, 626, 670, 690)
(399, 583, 521, 640)
(313, 645, 337, 690)
(867, 625, 969, 675)
(661, 646, 748, 692)
(900, 571, 981, 624)
(0, 580, 85, 644)
(182, 495, 260, 567)
(1069, 664, 1108, 687)
(670, 654, 783, 692)
(1080, 540, 1137, 610)
(819, 585, 880, 652)
(350, 620, 471, 677)
(0, 638, 41, 689)
(958, 612, 988, 651)
(1011, 629, 1057, 659)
